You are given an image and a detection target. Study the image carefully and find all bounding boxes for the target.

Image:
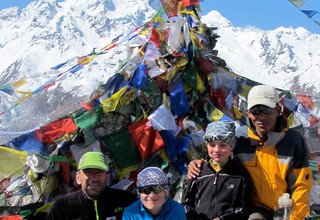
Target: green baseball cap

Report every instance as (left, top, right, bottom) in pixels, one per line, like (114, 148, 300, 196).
(78, 152, 109, 172)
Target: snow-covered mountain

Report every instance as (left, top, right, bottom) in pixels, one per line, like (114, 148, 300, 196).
(1, 0, 320, 143)
(202, 11, 320, 95)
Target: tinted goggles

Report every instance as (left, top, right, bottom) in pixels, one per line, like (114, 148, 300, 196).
(205, 135, 228, 143)
(138, 185, 166, 195)
(249, 105, 276, 116)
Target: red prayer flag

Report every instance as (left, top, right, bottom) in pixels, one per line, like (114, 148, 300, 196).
(104, 43, 117, 51)
(81, 101, 95, 111)
(182, 0, 199, 7)
(160, 0, 180, 18)
(42, 81, 56, 90)
(128, 119, 165, 160)
(149, 28, 161, 48)
(0, 216, 23, 220)
(36, 118, 77, 144)
(309, 115, 319, 126)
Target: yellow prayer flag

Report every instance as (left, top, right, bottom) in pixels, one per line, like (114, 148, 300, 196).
(233, 107, 244, 120)
(178, 4, 199, 21)
(197, 25, 205, 35)
(80, 55, 97, 65)
(162, 66, 176, 81)
(154, 17, 164, 23)
(102, 86, 127, 112)
(12, 79, 27, 88)
(0, 146, 27, 178)
(196, 73, 205, 93)
(175, 57, 188, 69)
(120, 89, 135, 106)
(35, 202, 54, 214)
(139, 49, 144, 57)
(15, 90, 32, 95)
(287, 113, 296, 127)
(210, 108, 224, 121)
(18, 92, 32, 103)
(139, 29, 150, 36)
(190, 30, 202, 49)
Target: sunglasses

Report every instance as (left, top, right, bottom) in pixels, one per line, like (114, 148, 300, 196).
(138, 185, 166, 195)
(205, 135, 228, 143)
(249, 105, 277, 116)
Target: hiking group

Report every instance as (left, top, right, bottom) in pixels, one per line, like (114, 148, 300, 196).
(47, 85, 313, 220)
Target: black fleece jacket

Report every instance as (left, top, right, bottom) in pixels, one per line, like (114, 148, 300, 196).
(47, 187, 137, 220)
(182, 158, 251, 220)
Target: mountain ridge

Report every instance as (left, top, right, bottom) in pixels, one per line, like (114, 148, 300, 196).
(202, 10, 320, 95)
(1, 0, 319, 142)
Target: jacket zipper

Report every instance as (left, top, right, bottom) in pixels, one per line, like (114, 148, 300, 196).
(212, 173, 218, 218)
(94, 200, 99, 220)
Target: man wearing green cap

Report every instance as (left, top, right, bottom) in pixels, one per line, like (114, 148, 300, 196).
(47, 151, 136, 220)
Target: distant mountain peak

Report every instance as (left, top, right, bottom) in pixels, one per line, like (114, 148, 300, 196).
(0, 0, 319, 139)
(202, 10, 320, 94)
(202, 10, 232, 28)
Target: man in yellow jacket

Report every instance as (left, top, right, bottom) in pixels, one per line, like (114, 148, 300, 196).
(188, 85, 313, 220)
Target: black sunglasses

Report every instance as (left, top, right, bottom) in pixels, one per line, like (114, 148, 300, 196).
(249, 105, 277, 116)
(138, 185, 166, 195)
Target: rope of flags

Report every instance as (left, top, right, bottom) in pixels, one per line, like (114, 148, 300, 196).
(2, 0, 318, 117)
(288, 0, 320, 27)
(0, 1, 319, 219)
(0, 8, 165, 116)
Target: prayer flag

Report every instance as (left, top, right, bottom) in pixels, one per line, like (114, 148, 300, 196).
(36, 118, 78, 144)
(296, 94, 313, 108)
(169, 78, 190, 117)
(12, 79, 27, 88)
(289, 0, 305, 8)
(128, 119, 165, 160)
(160, 0, 179, 18)
(301, 10, 319, 18)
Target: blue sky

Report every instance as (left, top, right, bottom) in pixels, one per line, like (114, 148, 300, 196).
(0, 0, 319, 33)
(201, 0, 320, 34)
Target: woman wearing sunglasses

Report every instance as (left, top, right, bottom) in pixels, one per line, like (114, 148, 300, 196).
(122, 166, 186, 220)
(187, 85, 313, 220)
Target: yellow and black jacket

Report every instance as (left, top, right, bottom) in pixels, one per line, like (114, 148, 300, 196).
(234, 123, 313, 220)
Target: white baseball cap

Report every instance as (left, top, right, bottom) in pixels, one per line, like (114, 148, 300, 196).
(247, 85, 279, 110)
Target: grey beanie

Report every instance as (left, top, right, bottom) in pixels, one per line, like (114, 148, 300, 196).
(203, 121, 236, 148)
(136, 167, 168, 188)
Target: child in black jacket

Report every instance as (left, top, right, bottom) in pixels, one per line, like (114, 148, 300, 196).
(182, 121, 251, 220)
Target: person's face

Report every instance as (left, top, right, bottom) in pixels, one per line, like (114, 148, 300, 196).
(139, 185, 166, 216)
(248, 105, 281, 138)
(207, 140, 233, 164)
(76, 168, 108, 200)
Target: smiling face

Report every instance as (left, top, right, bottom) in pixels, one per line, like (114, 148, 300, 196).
(207, 139, 233, 165)
(139, 189, 166, 217)
(248, 105, 281, 138)
(76, 168, 108, 200)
